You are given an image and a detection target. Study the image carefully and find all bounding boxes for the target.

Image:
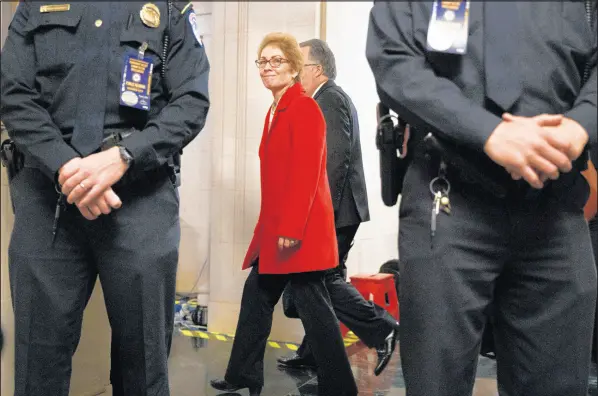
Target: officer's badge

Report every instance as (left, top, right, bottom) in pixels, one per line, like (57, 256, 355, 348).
(140, 3, 160, 28)
(188, 11, 203, 47)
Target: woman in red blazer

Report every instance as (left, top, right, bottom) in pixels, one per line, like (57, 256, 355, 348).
(210, 33, 358, 396)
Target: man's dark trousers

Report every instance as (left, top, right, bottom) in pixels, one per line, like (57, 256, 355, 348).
(398, 153, 596, 396)
(9, 166, 180, 396)
(293, 224, 397, 362)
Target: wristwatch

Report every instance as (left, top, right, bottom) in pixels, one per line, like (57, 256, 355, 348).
(117, 145, 134, 167)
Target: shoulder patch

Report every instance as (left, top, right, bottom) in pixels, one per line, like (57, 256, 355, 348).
(188, 10, 203, 47)
(180, 2, 193, 15)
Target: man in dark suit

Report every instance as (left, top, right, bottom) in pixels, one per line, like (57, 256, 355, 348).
(277, 38, 399, 376)
(300, 40, 370, 267)
(367, 2, 596, 395)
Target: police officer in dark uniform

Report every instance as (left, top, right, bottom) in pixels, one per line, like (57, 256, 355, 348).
(366, 2, 596, 395)
(1, 1, 209, 395)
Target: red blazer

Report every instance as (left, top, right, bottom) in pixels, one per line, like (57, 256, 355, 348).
(241, 83, 339, 274)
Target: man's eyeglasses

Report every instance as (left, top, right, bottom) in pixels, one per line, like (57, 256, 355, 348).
(255, 57, 288, 69)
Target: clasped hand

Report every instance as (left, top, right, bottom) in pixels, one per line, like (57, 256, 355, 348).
(484, 113, 588, 189)
(58, 147, 129, 220)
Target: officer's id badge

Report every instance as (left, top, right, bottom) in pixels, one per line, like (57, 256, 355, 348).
(120, 43, 153, 111)
(426, 1, 470, 54)
(188, 11, 203, 47)
(140, 3, 160, 28)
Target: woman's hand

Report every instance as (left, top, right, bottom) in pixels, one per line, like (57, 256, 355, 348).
(278, 237, 299, 250)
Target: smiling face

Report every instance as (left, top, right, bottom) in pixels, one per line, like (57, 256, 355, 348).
(258, 45, 297, 93)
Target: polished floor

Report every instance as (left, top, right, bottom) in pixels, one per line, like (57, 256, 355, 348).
(167, 323, 500, 396)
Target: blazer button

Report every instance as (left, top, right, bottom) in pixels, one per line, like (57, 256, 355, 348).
(95, 19, 103, 27)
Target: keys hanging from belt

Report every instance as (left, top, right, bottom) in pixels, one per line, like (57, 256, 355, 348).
(429, 162, 451, 239)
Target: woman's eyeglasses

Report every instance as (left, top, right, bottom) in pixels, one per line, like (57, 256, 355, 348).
(255, 57, 288, 69)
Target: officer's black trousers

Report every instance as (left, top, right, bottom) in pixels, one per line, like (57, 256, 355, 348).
(224, 264, 358, 396)
(8, 166, 180, 396)
(398, 155, 596, 396)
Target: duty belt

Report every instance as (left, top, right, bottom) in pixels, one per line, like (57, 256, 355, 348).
(102, 129, 181, 187)
(101, 130, 133, 151)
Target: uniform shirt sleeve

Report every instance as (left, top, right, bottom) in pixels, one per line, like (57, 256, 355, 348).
(565, 51, 597, 147)
(277, 97, 327, 241)
(0, 1, 80, 180)
(365, 1, 502, 152)
(121, 4, 210, 171)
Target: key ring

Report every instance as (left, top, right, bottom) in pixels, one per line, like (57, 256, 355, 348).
(429, 176, 451, 196)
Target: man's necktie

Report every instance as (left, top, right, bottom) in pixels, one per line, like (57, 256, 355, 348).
(70, 12, 110, 156)
(483, 1, 522, 111)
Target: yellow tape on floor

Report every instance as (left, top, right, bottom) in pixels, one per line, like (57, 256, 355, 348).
(178, 327, 360, 350)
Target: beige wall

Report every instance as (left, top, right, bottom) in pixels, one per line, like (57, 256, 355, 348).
(175, 2, 213, 302)
(202, 1, 399, 340)
(324, 1, 400, 278)
(1, 7, 14, 396)
(186, 1, 398, 340)
(1, 132, 17, 396)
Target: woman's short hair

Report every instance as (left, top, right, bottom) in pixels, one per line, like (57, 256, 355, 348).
(258, 32, 303, 82)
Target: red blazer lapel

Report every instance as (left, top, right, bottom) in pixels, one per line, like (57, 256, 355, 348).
(259, 83, 306, 157)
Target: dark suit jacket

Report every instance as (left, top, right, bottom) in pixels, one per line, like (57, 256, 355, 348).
(314, 80, 370, 228)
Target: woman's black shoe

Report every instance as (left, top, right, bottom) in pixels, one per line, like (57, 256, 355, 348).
(210, 378, 262, 395)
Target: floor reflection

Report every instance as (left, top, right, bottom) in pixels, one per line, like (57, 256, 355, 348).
(167, 327, 499, 396)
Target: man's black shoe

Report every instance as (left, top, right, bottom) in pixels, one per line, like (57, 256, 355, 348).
(210, 379, 262, 396)
(276, 353, 318, 370)
(374, 326, 399, 376)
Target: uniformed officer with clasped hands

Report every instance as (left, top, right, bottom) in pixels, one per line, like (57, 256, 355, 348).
(367, 1, 596, 396)
(1, 1, 209, 395)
